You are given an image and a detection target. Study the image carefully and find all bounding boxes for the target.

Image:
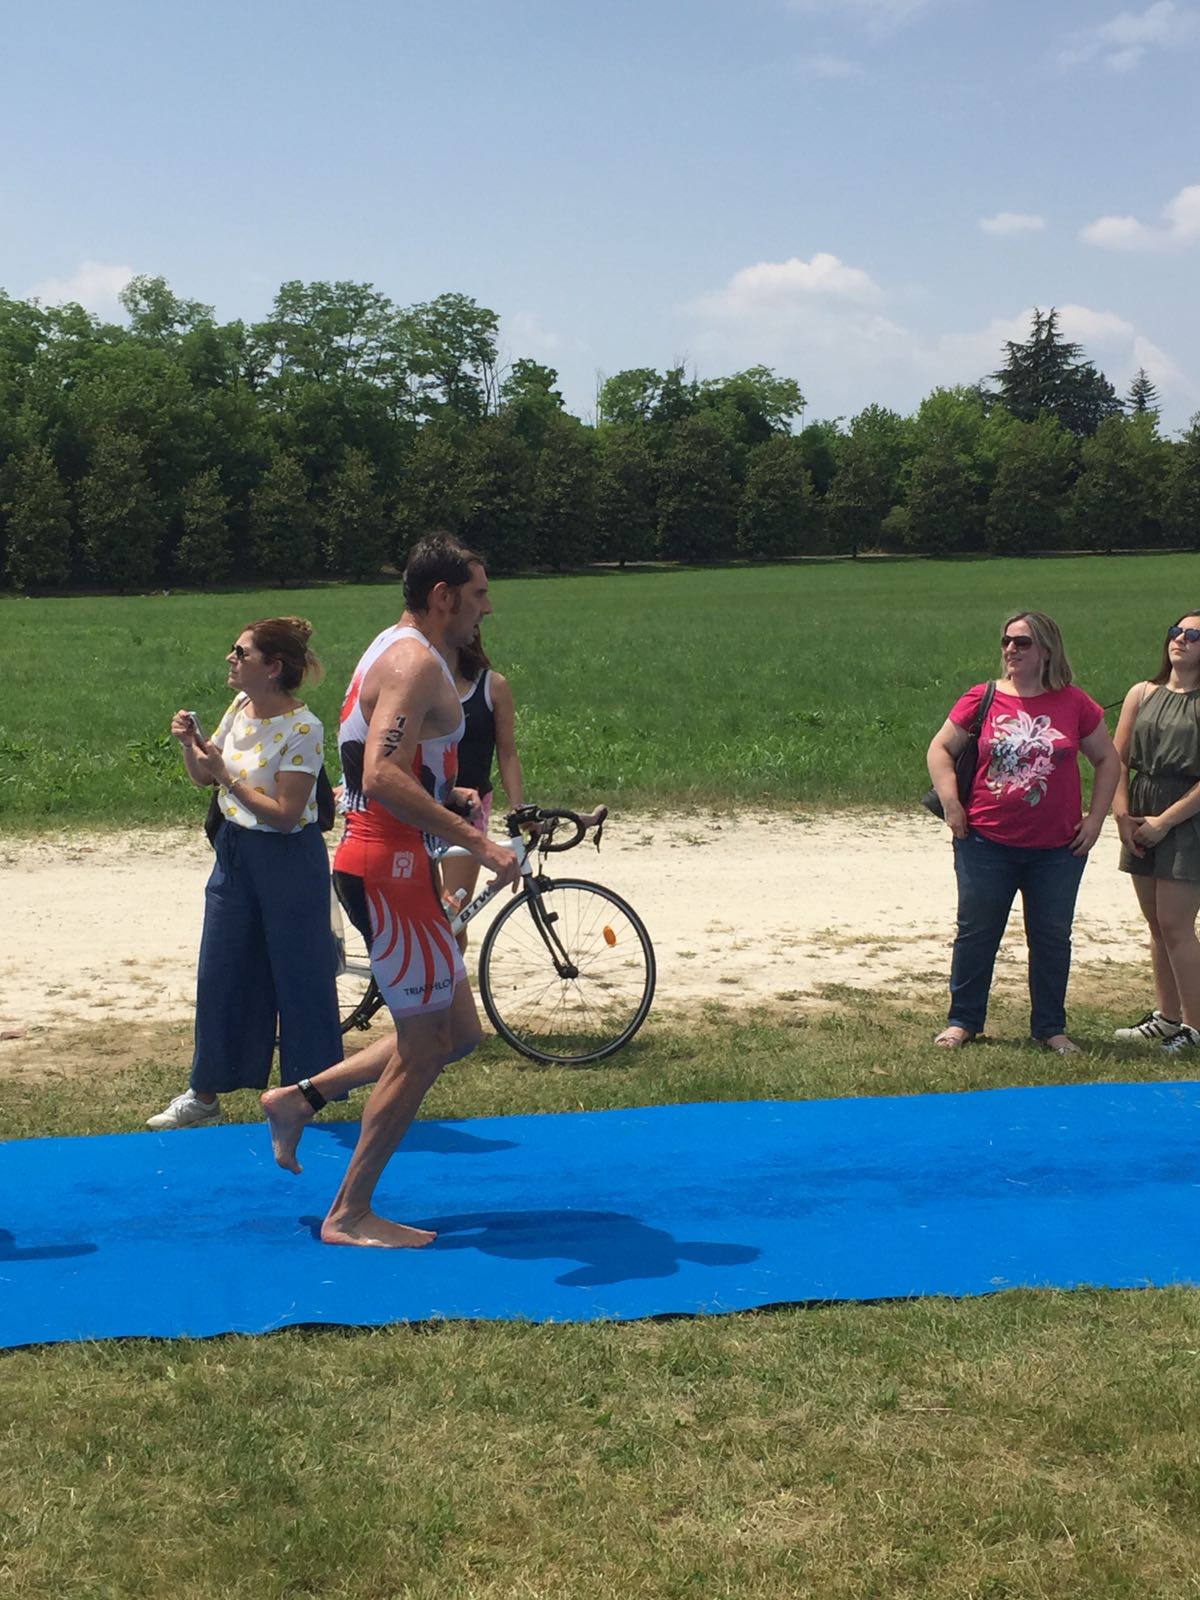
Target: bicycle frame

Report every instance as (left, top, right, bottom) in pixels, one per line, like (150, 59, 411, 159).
(435, 835, 583, 980)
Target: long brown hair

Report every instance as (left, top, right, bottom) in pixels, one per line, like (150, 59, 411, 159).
(457, 627, 492, 682)
(248, 616, 323, 692)
(999, 610, 1072, 691)
(1152, 609, 1200, 684)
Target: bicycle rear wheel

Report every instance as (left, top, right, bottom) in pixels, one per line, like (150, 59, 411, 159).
(478, 878, 655, 1065)
(332, 870, 386, 1035)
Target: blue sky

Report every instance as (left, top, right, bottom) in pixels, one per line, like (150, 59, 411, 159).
(3, 0, 1196, 431)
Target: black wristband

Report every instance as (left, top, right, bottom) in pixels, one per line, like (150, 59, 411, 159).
(297, 1078, 326, 1113)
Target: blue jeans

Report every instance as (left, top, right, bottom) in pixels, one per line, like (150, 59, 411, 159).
(948, 831, 1087, 1040)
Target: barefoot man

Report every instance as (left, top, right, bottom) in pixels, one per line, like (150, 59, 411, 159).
(262, 534, 519, 1247)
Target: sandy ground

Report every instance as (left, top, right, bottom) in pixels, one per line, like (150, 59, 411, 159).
(0, 811, 1150, 1043)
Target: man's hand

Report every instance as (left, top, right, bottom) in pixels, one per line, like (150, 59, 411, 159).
(478, 836, 521, 890)
(943, 796, 970, 840)
(1070, 813, 1105, 857)
(449, 786, 483, 819)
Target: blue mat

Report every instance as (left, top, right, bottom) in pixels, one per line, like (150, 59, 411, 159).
(4, 1083, 1200, 1348)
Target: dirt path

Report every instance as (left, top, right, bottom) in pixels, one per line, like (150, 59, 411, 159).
(0, 812, 1148, 1044)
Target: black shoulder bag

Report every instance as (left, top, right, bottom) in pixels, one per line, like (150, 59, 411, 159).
(921, 681, 996, 820)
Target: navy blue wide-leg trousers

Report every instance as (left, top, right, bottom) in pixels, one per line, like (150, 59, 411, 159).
(191, 822, 342, 1094)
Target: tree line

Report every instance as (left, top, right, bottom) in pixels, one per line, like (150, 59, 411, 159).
(0, 281, 1196, 591)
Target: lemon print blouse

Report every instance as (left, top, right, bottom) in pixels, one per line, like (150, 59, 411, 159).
(211, 693, 325, 833)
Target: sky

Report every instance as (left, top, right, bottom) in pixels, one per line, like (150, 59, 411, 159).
(2, 0, 1196, 432)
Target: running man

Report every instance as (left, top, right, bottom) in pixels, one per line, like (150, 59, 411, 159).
(262, 534, 519, 1247)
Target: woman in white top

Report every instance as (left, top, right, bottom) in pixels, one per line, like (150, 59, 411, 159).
(148, 617, 343, 1129)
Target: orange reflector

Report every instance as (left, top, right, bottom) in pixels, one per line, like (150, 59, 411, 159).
(603, 926, 617, 947)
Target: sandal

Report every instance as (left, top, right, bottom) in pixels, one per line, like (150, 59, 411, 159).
(934, 1026, 976, 1048)
(1038, 1034, 1083, 1056)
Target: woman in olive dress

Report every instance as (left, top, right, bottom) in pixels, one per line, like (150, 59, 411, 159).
(1113, 609, 1200, 1054)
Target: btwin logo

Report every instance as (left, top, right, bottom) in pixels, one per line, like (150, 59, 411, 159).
(391, 851, 415, 879)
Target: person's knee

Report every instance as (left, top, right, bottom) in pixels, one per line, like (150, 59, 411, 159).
(1157, 912, 1199, 950)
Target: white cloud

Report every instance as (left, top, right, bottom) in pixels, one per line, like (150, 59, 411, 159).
(683, 252, 1196, 426)
(979, 212, 1046, 236)
(793, 52, 867, 77)
(693, 253, 884, 321)
(1059, 1, 1199, 69)
(1081, 183, 1200, 250)
(28, 260, 135, 319)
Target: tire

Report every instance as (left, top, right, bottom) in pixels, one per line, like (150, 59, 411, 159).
(478, 878, 655, 1065)
(332, 874, 385, 1035)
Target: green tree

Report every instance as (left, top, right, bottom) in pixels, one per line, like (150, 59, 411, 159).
(248, 451, 316, 584)
(824, 405, 907, 557)
(657, 414, 737, 562)
(1165, 415, 1200, 547)
(120, 275, 214, 344)
(737, 435, 816, 557)
(322, 446, 389, 579)
(500, 358, 565, 447)
(3, 442, 72, 589)
(985, 414, 1075, 554)
(989, 307, 1122, 437)
(77, 428, 164, 588)
(796, 420, 840, 498)
(595, 368, 665, 427)
(904, 442, 984, 554)
(457, 415, 535, 571)
(697, 366, 805, 450)
(174, 467, 231, 586)
(531, 411, 595, 568)
(593, 424, 658, 566)
(1127, 367, 1160, 418)
(1069, 414, 1170, 552)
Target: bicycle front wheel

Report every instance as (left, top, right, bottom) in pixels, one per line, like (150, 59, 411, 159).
(478, 878, 656, 1065)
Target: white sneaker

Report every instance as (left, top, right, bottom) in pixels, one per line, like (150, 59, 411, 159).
(1114, 1010, 1184, 1043)
(1161, 1025, 1200, 1057)
(146, 1090, 222, 1129)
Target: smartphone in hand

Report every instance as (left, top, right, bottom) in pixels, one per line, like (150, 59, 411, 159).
(184, 711, 205, 744)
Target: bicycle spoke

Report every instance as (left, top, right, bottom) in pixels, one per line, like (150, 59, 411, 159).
(479, 880, 655, 1064)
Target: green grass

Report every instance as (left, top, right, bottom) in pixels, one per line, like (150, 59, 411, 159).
(6, 988, 1200, 1598)
(1, 554, 1193, 830)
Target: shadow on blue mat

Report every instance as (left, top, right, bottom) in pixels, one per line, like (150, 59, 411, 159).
(4, 1083, 1200, 1347)
(296, 1209, 761, 1287)
(318, 1120, 518, 1157)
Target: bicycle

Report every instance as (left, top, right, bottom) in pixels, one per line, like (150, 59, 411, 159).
(332, 803, 656, 1066)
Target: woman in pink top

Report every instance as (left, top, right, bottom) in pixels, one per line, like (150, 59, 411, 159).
(926, 610, 1119, 1055)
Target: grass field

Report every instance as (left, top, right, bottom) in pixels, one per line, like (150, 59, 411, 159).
(5, 555, 1200, 1597)
(6, 984, 1200, 1599)
(1, 554, 1194, 830)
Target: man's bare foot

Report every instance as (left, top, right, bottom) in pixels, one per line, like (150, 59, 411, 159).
(320, 1210, 437, 1249)
(260, 1087, 313, 1174)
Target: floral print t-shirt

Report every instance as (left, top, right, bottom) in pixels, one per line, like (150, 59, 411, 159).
(949, 683, 1104, 849)
(212, 693, 325, 834)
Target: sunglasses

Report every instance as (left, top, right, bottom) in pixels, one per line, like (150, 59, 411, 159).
(230, 643, 251, 660)
(1168, 626, 1200, 644)
(1001, 635, 1035, 651)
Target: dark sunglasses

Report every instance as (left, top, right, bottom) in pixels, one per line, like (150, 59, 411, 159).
(1001, 634, 1035, 651)
(230, 643, 251, 660)
(1168, 626, 1200, 644)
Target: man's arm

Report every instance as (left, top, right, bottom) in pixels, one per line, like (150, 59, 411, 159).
(362, 649, 518, 881)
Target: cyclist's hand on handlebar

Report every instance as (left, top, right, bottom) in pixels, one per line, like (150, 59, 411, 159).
(479, 836, 522, 890)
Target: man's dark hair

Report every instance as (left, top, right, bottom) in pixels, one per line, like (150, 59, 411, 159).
(403, 532, 487, 613)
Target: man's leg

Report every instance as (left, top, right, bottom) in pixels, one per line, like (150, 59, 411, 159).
(261, 1027, 396, 1173)
(321, 980, 483, 1248)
